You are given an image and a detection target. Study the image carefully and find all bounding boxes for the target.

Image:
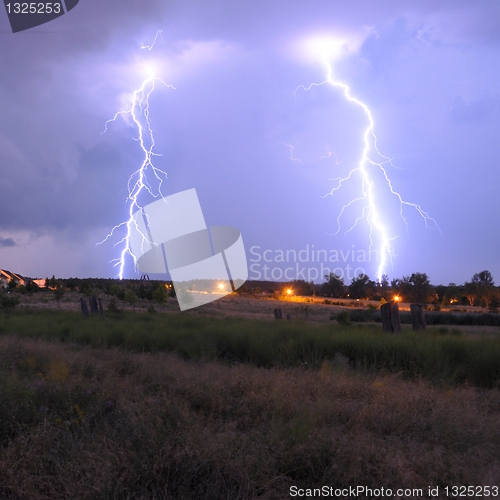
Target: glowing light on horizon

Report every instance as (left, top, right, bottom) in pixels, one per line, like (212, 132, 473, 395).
(99, 31, 175, 279)
(295, 37, 441, 282)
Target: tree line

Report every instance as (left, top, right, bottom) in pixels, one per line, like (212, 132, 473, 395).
(320, 270, 500, 311)
(2, 271, 500, 313)
(0, 276, 176, 312)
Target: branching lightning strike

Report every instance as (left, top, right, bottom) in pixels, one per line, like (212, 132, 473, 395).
(295, 56, 441, 282)
(141, 30, 163, 51)
(99, 31, 174, 279)
(282, 142, 338, 166)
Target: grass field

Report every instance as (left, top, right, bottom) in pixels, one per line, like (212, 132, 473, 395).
(1, 308, 500, 388)
(1, 300, 499, 498)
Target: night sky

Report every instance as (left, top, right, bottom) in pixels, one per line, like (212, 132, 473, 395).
(1, 0, 499, 286)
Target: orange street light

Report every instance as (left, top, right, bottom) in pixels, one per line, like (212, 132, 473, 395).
(286, 288, 293, 295)
(394, 295, 400, 302)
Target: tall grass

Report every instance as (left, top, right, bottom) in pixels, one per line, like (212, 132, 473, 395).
(1, 309, 500, 388)
(0, 335, 499, 499)
(346, 308, 500, 326)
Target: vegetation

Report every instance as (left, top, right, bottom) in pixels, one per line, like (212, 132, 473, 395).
(0, 309, 499, 388)
(0, 293, 20, 311)
(53, 284, 65, 308)
(0, 335, 499, 499)
(312, 269, 500, 309)
(7, 267, 500, 313)
(1, 280, 500, 497)
(345, 308, 500, 327)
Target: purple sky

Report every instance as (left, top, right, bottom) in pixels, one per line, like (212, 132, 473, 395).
(1, 0, 499, 286)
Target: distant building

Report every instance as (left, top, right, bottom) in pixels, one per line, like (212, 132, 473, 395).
(0, 269, 27, 289)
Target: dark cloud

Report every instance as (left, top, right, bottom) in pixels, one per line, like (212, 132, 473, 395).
(0, 237, 16, 247)
(0, 0, 499, 282)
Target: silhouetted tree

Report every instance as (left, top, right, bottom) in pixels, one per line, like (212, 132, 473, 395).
(321, 273, 346, 298)
(152, 284, 168, 304)
(409, 273, 433, 305)
(124, 288, 138, 310)
(54, 285, 65, 308)
(349, 274, 371, 299)
(469, 270, 495, 308)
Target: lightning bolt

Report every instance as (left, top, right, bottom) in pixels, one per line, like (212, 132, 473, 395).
(141, 29, 163, 51)
(99, 32, 175, 279)
(282, 142, 339, 166)
(295, 56, 441, 282)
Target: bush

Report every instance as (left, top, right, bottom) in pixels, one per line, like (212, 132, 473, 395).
(0, 293, 20, 311)
(107, 298, 121, 313)
(336, 310, 350, 325)
(344, 309, 500, 327)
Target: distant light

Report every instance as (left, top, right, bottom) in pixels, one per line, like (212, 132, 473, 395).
(394, 295, 400, 302)
(286, 288, 293, 295)
(218, 283, 225, 291)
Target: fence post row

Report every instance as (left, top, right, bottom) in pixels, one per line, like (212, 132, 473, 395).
(84, 295, 104, 316)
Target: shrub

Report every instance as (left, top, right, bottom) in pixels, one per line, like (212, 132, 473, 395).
(0, 293, 20, 311)
(336, 310, 350, 325)
(107, 298, 121, 313)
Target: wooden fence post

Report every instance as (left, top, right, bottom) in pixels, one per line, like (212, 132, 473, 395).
(88, 295, 100, 314)
(410, 303, 426, 331)
(381, 302, 391, 332)
(97, 298, 104, 316)
(80, 297, 89, 318)
(380, 301, 402, 333)
(274, 308, 283, 320)
(392, 301, 402, 333)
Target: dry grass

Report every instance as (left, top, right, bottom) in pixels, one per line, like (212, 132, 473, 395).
(15, 291, 336, 323)
(16, 290, 500, 330)
(0, 335, 499, 499)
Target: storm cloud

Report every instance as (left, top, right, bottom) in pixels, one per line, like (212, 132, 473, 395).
(0, 0, 499, 283)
